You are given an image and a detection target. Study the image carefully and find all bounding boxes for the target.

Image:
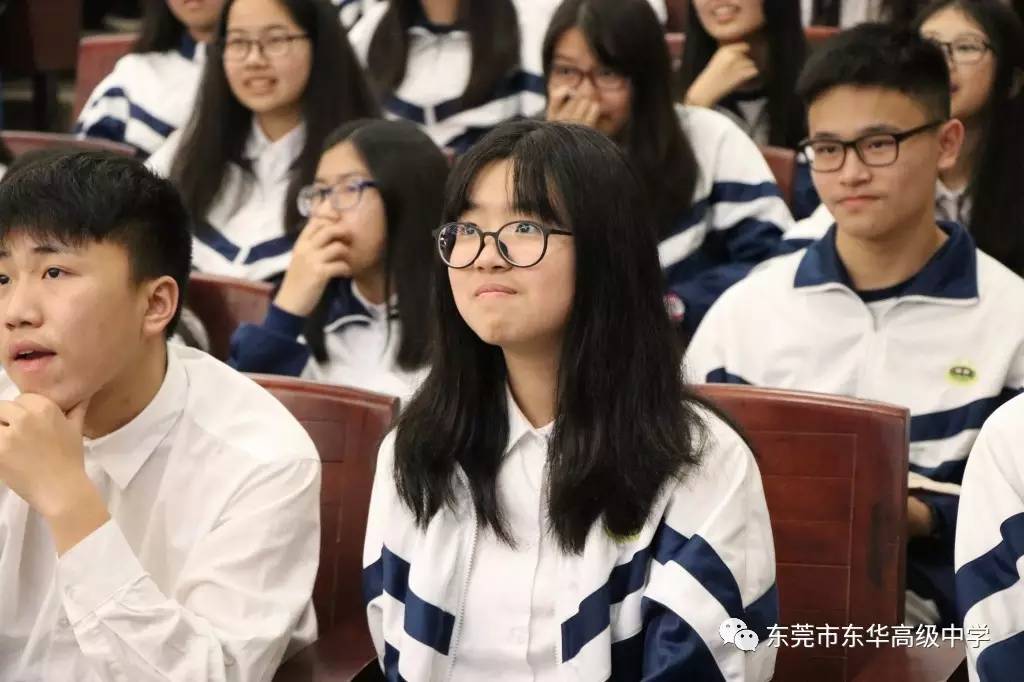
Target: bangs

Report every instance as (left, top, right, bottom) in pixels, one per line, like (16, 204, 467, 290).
(443, 127, 571, 230)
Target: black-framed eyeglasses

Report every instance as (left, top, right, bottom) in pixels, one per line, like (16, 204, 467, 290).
(434, 221, 573, 269)
(220, 33, 309, 62)
(297, 178, 377, 217)
(924, 36, 992, 65)
(799, 121, 945, 173)
(548, 62, 629, 92)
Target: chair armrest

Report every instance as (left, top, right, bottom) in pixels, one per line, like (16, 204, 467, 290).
(273, 623, 377, 682)
(851, 643, 967, 682)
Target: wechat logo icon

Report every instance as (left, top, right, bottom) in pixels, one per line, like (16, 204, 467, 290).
(720, 618, 760, 652)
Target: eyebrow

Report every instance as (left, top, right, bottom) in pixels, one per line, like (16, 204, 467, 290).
(810, 125, 903, 139)
(314, 172, 365, 184)
(0, 243, 74, 259)
(226, 24, 291, 33)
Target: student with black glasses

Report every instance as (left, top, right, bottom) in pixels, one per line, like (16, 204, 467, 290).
(687, 23, 1024, 628)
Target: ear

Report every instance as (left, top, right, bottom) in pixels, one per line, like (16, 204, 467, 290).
(140, 276, 180, 340)
(936, 118, 965, 174)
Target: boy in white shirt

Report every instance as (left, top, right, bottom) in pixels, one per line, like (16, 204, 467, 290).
(0, 151, 321, 681)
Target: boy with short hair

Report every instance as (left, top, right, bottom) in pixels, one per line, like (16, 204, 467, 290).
(0, 151, 321, 680)
(685, 24, 1024, 626)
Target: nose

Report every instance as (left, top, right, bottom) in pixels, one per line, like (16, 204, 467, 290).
(243, 42, 269, 67)
(575, 75, 598, 98)
(836, 147, 872, 186)
(2, 280, 43, 331)
(473, 233, 511, 271)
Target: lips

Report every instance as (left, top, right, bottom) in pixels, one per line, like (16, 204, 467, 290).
(243, 77, 277, 94)
(838, 195, 881, 208)
(709, 3, 740, 21)
(474, 283, 517, 298)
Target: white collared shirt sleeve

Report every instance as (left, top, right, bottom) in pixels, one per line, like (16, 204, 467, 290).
(54, 455, 320, 682)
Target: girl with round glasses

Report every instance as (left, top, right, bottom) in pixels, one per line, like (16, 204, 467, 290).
(147, 0, 379, 282)
(916, 0, 1024, 276)
(543, 0, 793, 337)
(363, 119, 778, 681)
(230, 119, 445, 400)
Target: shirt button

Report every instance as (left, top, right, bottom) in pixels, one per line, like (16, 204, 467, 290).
(225, 654, 235, 667)
(58, 616, 70, 628)
(66, 587, 79, 600)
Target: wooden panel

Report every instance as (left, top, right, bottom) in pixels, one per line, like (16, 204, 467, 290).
(772, 520, 851, 566)
(763, 476, 853, 521)
(188, 273, 273, 361)
(750, 432, 857, 477)
(72, 33, 137, 123)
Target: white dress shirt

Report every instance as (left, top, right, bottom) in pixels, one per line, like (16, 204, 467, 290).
(0, 344, 321, 681)
(450, 392, 558, 681)
(148, 121, 306, 281)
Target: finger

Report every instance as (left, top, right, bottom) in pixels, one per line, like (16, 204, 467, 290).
(585, 101, 601, 127)
(65, 397, 90, 435)
(12, 393, 57, 416)
(317, 241, 349, 263)
(320, 261, 354, 279)
(725, 41, 751, 54)
(0, 400, 27, 427)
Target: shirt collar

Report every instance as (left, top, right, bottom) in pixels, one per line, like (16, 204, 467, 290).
(504, 385, 554, 456)
(243, 120, 307, 164)
(794, 221, 979, 301)
(83, 346, 188, 490)
(177, 34, 205, 63)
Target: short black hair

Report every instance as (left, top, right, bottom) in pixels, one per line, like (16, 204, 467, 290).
(0, 150, 192, 337)
(797, 23, 951, 120)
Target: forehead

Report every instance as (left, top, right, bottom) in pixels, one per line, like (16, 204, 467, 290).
(0, 231, 127, 264)
(553, 27, 599, 66)
(808, 86, 931, 134)
(920, 7, 987, 38)
(315, 141, 371, 179)
(464, 160, 515, 214)
(227, 0, 298, 30)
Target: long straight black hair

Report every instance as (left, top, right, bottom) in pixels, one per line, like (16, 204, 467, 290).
(0, 137, 11, 168)
(303, 119, 446, 369)
(170, 0, 380, 239)
(542, 0, 698, 238)
(133, 0, 219, 53)
(394, 120, 707, 553)
(366, 0, 520, 110)
(916, 0, 1024, 275)
(681, 0, 807, 149)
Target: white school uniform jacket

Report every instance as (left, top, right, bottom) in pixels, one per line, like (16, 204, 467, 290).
(147, 121, 304, 281)
(363, 404, 779, 681)
(0, 344, 321, 681)
(347, 0, 551, 153)
(75, 37, 205, 158)
(685, 221, 1024, 625)
(662, 105, 795, 335)
(229, 279, 427, 402)
(955, 393, 1024, 681)
(800, 0, 887, 26)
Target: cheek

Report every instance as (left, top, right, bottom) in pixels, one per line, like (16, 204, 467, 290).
(279, 52, 312, 99)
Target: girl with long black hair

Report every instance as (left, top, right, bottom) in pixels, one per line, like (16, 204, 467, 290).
(917, 0, 1024, 275)
(147, 0, 379, 282)
(544, 0, 793, 335)
(76, 0, 226, 157)
(363, 119, 778, 680)
(230, 119, 445, 399)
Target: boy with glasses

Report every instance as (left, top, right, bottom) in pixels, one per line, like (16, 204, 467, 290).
(685, 24, 1024, 627)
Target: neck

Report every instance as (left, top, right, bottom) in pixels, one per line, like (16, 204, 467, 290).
(352, 270, 388, 306)
(255, 108, 301, 143)
(83, 342, 168, 439)
(835, 212, 948, 291)
(940, 118, 984, 192)
(503, 343, 560, 429)
(188, 25, 216, 45)
(420, 0, 459, 25)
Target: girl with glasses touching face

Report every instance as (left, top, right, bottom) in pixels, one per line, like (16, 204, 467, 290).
(543, 0, 793, 336)
(76, 0, 227, 158)
(147, 0, 379, 282)
(363, 119, 778, 681)
(230, 119, 445, 400)
(916, 0, 1024, 276)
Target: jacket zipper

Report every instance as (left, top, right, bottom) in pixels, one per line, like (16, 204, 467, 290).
(445, 471, 478, 681)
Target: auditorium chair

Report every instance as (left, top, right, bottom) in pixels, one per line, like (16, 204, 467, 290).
(71, 33, 137, 123)
(0, 130, 135, 158)
(760, 145, 797, 210)
(186, 273, 273, 361)
(697, 384, 967, 681)
(257, 376, 398, 682)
